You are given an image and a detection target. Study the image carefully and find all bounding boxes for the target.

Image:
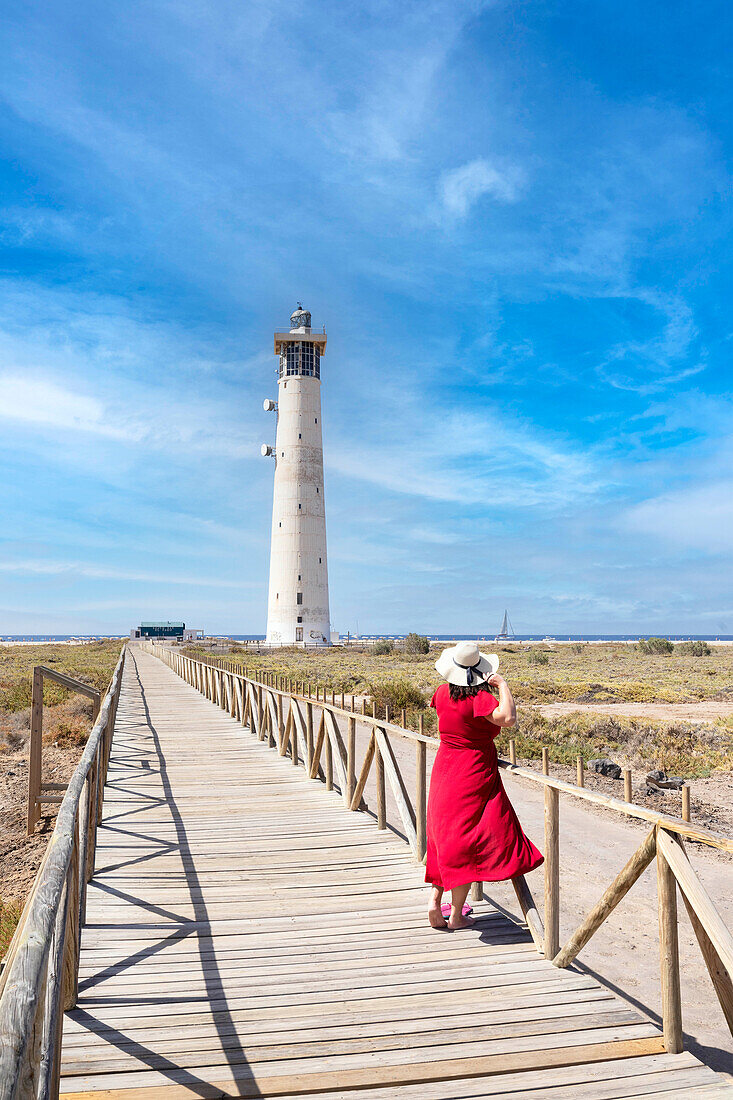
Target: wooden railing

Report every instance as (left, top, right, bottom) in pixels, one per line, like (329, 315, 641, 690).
(0, 646, 126, 1100)
(27, 667, 101, 835)
(151, 643, 733, 1057)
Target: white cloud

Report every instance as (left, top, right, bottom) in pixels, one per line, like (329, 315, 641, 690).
(328, 405, 602, 509)
(0, 376, 110, 434)
(0, 558, 255, 588)
(623, 481, 733, 554)
(439, 158, 524, 218)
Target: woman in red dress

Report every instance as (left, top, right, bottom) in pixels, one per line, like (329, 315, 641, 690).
(426, 641, 543, 930)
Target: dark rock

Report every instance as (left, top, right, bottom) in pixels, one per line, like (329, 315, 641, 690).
(645, 772, 685, 790)
(587, 758, 622, 780)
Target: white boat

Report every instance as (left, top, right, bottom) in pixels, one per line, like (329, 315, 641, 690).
(494, 610, 516, 642)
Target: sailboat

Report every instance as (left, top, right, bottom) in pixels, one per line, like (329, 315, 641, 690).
(494, 609, 515, 642)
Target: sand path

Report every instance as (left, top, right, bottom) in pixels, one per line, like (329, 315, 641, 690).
(537, 700, 733, 723)
(336, 714, 733, 1077)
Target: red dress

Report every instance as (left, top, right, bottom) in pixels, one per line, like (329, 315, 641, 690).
(425, 684, 543, 890)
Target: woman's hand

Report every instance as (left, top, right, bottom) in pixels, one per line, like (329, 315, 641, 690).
(487, 674, 516, 727)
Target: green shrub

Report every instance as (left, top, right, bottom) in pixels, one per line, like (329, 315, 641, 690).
(369, 677, 426, 717)
(637, 637, 674, 655)
(404, 633, 430, 655)
(373, 638, 394, 655)
(676, 640, 712, 657)
(527, 650, 549, 665)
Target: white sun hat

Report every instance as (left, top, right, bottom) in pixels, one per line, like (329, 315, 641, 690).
(435, 641, 499, 687)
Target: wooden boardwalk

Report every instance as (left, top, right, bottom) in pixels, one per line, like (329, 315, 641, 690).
(59, 647, 731, 1098)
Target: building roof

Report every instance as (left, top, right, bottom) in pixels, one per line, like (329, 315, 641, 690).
(140, 621, 185, 628)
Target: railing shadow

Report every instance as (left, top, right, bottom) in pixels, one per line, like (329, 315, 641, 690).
(68, 648, 261, 1097)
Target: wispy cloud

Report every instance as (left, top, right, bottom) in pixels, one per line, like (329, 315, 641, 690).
(439, 158, 524, 218)
(0, 558, 256, 588)
(622, 481, 733, 554)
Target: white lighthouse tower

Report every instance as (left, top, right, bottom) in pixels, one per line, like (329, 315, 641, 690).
(262, 305, 331, 646)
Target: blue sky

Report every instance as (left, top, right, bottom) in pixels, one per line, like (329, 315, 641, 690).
(1, 0, 731, 636)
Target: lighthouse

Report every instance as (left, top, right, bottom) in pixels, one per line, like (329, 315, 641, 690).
(262, 305, 331, 646)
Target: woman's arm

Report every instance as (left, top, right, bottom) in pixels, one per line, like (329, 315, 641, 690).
(486, 674, 516, 727)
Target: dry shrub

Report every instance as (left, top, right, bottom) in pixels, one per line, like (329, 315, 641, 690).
(495, 707, 733, 777)
(369, 677, 426, 722)
(0, 710, 29, 753)
(0, 898, 23, 960)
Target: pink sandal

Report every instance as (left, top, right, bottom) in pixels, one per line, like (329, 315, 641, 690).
(441, 902, 473, 919)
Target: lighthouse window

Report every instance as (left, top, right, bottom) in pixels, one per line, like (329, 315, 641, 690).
(298, 433, 301, 439)
(298, 503, 302, 510)
(297, 616, 302, 623)
(301, 343, 314, 375)
(286, 343, 299, 376)
(296, 592, 303, 605)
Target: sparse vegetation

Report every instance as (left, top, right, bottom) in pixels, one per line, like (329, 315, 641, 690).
(637, 637, 674, 655)
(372, 638, 394, 655)
(676, 640, 712, 657)
(0, 898, 23, 961)
(185, 640, 733, 777)
(403, 632, 430, 655)
(494, 709, 733, 778)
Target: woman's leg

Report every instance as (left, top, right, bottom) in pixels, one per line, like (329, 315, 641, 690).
(428, 884, 447, 928)
(448, 882, 475, 929)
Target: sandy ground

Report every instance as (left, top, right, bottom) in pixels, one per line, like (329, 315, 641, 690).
(326, 712, 733, 1077)
(538, 700, 733, 724)
(0, 742, 81, 906)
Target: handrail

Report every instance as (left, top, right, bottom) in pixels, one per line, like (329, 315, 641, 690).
(0, 645, 125, 1100)
(151, 642, 733, 1059)
(27, 666, 102, 835)
(181, 647, 732, 852)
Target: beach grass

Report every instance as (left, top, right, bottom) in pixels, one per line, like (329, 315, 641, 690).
(186, 641, 733, 777)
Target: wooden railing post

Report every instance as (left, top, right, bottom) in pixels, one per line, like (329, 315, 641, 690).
(27, 666, 44, 835)
(544, 785, 560, 959)
(324, 727, 333, 790)
(375, 745, 386, 829)
(306, 701, 314, 770)
(416, 739, 426, 862)
(657, 829, 683, 1052)
(576, 755, 584, 788)
(346, 717, 356, 806)
(62, 817, 80, 1011)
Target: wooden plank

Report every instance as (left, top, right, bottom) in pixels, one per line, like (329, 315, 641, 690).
(657, 837, 683, 1053)
(657, 828, 733, 980)
(58, 1037, 667, 1098)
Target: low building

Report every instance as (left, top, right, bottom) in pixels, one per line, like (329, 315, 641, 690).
(130, 621, 186, 639)
(182, 628, 204, 643)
